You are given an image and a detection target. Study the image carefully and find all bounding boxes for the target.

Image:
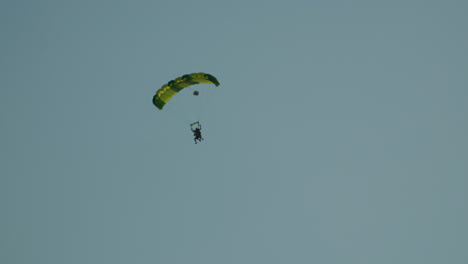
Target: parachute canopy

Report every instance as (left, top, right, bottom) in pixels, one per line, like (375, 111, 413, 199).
(153, 73, 220, 110)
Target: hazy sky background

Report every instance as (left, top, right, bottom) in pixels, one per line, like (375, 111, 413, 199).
(1, 1, 467, 263)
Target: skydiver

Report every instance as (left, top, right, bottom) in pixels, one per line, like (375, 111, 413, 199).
(191, 123, 203, 144)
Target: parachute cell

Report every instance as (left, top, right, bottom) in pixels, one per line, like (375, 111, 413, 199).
(152, 73, 220, 110)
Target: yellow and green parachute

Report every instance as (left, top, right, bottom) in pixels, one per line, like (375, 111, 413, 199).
(152, 73, 220, 110)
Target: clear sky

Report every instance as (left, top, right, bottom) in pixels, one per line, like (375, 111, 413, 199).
(1, 0, 467, 263)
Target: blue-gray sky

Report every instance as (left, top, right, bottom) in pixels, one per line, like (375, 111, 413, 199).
(1, 1, 467, 263)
